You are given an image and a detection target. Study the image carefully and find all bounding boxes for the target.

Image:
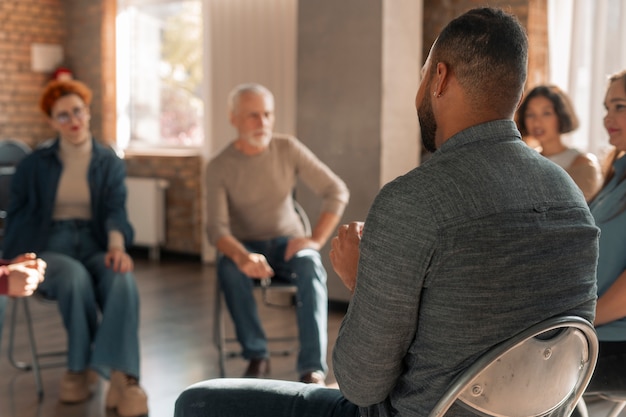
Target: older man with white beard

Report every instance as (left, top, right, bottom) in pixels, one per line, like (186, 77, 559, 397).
(205, 83, 349, 384)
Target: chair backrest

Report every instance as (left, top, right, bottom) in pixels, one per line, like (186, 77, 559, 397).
(293, 200, 312, 237)
(0, 138, 31, 167)
(429, 315, 598, 417)
(0, 139, 31, 200)
(0, 139, 31, 247)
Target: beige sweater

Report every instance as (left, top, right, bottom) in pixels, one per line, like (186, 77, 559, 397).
(53, 138, 125, 250)
(205, 134, 349, 244)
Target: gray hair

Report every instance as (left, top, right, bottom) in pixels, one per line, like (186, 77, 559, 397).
(227, 83, 274, 114)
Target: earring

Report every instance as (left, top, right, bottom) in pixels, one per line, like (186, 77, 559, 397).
(433, 91, 437, 97)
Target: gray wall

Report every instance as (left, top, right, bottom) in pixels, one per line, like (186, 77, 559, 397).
(297, 0, 421, 301)
(297, 0, 384, 301)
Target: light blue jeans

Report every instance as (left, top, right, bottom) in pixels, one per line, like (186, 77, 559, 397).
(38, 219, 141, 379)
(218, 237, 328, 376)
(174, 378, 360, 417)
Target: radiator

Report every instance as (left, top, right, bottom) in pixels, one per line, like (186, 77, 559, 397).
(126, 177, 169, 260)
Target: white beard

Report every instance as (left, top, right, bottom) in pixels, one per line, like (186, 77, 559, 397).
(244, 131, 272, 148)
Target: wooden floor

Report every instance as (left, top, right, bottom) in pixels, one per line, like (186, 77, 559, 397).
(0, 252, 346, 417)
(1, 252, 624, 417)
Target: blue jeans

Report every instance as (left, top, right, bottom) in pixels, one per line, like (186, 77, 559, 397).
(174, 378, 360, 417)
(218, 237, 328, 375)
(37, 220, 141, 379)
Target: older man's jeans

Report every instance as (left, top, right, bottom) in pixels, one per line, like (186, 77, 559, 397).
(218, 236, 328, 376)
(174, 378, 360, 417)
(37, 220, 141, 379)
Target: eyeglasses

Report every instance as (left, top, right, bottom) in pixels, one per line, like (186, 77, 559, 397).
(53, 107, 86, 124)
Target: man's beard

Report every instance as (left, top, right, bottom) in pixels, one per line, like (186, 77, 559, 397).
(418, 90, 437, 153)
(244, 130, 272, 149)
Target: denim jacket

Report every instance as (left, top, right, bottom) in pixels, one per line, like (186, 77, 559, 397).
(2, 138, 133, 259)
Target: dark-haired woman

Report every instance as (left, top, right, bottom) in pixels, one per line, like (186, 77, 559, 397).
(516, 85, 603, 201)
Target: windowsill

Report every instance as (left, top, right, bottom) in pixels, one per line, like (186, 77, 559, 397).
(122, 147, 202, 157)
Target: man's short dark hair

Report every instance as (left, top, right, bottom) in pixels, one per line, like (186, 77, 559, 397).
(516, 85, 580, 136)
(431, 7, 528, 115)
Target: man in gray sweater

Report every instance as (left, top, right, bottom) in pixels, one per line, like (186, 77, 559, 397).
(330, 7, 598, 416)
(205, 83, 349, 384)
(176, 8, 597, 417)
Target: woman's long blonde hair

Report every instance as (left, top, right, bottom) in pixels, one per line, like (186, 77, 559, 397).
(590, 69, 626, 217)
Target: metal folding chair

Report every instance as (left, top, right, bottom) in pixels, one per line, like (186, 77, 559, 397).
(7, 295, 67, 400)
(584, 394, 626, 417)
(577, 378, 626, 417)
(429, 315, 598, 417)
(0, 139, 65, 400)
(213, 200, 311, 378)
(0, 138, 31, 248)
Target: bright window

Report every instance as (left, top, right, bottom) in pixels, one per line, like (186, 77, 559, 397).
(117, 0, 203, 150)
(548, 0, 626, 159)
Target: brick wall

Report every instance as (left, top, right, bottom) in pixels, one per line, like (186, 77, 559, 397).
(527, 0, 549, 87)
(422, 0, 547, 87)
(1, 0, 548, 256)
(0, 0, 114, 147)
(0, 0, 66, 147)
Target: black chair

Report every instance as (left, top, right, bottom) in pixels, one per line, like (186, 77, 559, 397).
(0, 139, 66, 400)
(0, 138, 31, 249)
(429, 315, 598, 417)
(213, 200, 311, 378)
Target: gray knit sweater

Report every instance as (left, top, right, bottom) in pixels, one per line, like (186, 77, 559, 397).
(333, 120, 598, 417)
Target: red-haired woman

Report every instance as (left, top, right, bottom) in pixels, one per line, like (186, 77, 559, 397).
(3, 79, 148, 417)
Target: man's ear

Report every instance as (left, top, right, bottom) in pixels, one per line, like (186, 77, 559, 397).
(432, 62, 449, 97)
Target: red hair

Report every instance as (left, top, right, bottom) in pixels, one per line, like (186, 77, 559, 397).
(39, 79, 93, 116)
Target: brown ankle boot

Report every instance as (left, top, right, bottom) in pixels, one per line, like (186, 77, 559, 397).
(106, 370, 149, 417)
(59, 370, 92, 403)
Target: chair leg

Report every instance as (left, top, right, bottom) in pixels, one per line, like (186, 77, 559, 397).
(22, 298, 45, 400)
(8, 298, 44, 400)
(576, 398, 589, 417)
(606, 401, 626, 417)
(214, 278, 226, 378)
(7, 297, 67, 401)
(7, 298, 31, 371)
(213, 273, 300, 377)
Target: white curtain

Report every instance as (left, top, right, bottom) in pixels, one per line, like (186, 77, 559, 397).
(200, 0, 298, 262)
(548, 0, 626, 161)
(202, 0, 297, 159)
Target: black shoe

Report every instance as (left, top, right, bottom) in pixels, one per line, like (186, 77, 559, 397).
(299, 371, 326, 386)
(243, 358, 270, 378)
